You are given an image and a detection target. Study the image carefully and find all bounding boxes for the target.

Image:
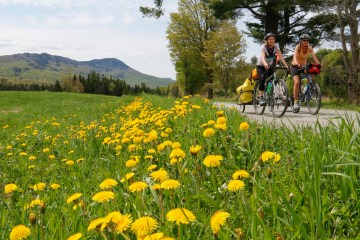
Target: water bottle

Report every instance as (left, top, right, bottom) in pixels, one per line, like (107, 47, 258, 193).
(303, 84, 309, 93)
(266, 81, 272, 94)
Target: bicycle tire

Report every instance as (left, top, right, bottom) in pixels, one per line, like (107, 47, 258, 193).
(270, 79, 289, 117)
(306, 83, 321, 115)
(253, 81, 265, 115)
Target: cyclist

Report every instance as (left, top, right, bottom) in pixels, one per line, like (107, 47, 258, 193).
(256, 33, 289, 106)
(290, 34, 321, 111)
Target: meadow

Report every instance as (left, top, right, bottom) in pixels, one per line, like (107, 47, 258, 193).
(1, 91, 359, 240)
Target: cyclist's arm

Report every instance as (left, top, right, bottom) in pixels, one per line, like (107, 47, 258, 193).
(308, 46, 320, 65)
(260, 50, 270, 70)
(292, 45, 301, 66)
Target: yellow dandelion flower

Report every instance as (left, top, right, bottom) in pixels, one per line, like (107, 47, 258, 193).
(66, 160, 75, 165)
(48, 155, 56, 159)
(211, 210, 230, 234)
(28, 156, 36, 161)
(129, 181, 148, 193)
(273, 153, 281, 163)
(148, 149, 156, 154)
(5, 183, 18, 194)
(216, 110, 224, 117)
(203, 155, 224, 168)
(114, 214, 133, 234)
(66, 193, 83, 204)
(207, 120, 216, 125)
(169, 148, 185, 159)
(261, 151, 281, 163)
(50, 183, 61, 190)
(87, 218, 104, 231)
(166, 208, 196, 225)
(120, 172, 135, 182)
(157, 143, 165, 151)
(160, 179, 181, 190)
(19, 152, 27, 156)
(24, 199, 44, 210)
(171, 142, 181, 148)
(162, 140, 173, 147)
(216, 117, 227, 125)
(227, 180, 245, 192)
(232, 170, 250, 179)
(150, 168, 168, 182)
(126, 159, 138, 168)
(190, 145, 202, 156)
(170, 158, 179, 165)
(100, 211, 123, 231)
(32, 182, 46, 191)
(10, 224, 31, 240)
(67, 233, 82, 240)
(131, 216, 158, 238)
(42, 148, 50, 153)
(239, 122, 250, 131)
(144, 232, 164, 240)
(6, 145, 13, 150)
(147, 164, 157, 171)
(152, 184, 161, 191)
(214, 123, 227, 131)
(203, 128, 215, 137)
(92, 191, 115, 203)
(99, 178, 118, 190)
(77, 158, 85, 163)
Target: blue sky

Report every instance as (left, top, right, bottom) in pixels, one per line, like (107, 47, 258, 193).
(0, 0, 258, 79)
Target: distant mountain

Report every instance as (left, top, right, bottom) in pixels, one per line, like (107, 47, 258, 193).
(0, 53, 174, 88)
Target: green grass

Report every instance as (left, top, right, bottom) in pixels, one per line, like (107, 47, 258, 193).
(1, 91, 359, 239)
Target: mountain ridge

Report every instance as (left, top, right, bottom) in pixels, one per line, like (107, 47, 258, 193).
(0, 53, 174, 88)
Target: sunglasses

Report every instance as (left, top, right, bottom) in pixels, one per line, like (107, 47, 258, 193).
(303, 39, 309, 42)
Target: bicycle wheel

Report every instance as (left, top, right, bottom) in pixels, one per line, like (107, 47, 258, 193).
(306, 83, 321, 115)
(270, 79, 289, 117)
(253, 81, 265, 115)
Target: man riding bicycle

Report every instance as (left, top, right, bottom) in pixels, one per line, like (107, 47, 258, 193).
(290, 34, 321, 111)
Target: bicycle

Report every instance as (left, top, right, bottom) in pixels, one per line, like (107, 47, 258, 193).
(290, 64, 321, 115)
(253, 64, 289, 117)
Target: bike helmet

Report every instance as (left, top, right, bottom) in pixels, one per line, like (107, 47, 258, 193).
(264, 32, 276, 40)
(300, 34, 310, 40)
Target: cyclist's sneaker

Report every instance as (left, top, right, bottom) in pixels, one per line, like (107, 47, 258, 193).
(293, 101, 300, 111)
(259, 96, 266, 106)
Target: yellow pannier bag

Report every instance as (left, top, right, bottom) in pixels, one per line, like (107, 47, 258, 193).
(236, 78, 254, 104)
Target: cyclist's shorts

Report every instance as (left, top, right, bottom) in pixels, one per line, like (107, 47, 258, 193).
(290, 65, 302, 77)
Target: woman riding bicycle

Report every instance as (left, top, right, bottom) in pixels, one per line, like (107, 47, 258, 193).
(290, 34, 321, 111)
(256, 33, 289, 106)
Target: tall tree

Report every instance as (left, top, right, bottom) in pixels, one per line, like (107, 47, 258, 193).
(202, 20, 247, 96)
(209, 0, 337, 49)
(334, 0, 359, 103)
(167, 0, 221, 98)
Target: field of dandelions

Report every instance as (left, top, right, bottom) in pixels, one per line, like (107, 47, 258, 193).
(1, 91, 359, 240)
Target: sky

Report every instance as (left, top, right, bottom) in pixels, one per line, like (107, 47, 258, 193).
(0, 0, 258, 80)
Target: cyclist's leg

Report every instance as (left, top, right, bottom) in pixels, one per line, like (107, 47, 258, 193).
(290, 66, 300, 101)
(256, 66, 266, 96)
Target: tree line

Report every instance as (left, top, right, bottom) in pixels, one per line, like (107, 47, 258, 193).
(142, 0, 360, 104)
(0, 70, 180, 97)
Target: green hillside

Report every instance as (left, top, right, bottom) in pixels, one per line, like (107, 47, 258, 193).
(0, 53, 174, 88)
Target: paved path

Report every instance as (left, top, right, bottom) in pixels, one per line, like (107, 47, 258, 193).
(214, 102, 359, 129)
